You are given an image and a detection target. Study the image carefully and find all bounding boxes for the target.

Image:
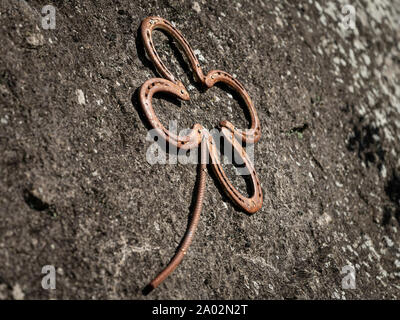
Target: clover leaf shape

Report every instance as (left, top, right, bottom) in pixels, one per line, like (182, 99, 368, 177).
(138, 16, 262, 293)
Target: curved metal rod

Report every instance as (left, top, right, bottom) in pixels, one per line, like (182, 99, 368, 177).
(144, 138, 208, 293)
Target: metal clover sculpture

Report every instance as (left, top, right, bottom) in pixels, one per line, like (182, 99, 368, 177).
(139, 16, 262, 293)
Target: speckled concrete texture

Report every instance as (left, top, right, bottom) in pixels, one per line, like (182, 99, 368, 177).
(0, 0, 399, 299)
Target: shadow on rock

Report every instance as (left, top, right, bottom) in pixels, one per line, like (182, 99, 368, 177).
(346, 116, 385, 169)
(384, 170, 400, 225)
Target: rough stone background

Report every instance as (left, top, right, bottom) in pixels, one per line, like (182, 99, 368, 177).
(1, 0, 400, 299)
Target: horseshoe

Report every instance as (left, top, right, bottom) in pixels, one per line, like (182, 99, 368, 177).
(141, 16, 205, 86)
(204, 70, 261, 144)
(139, 77, 203, 150)
(207, 128, 263, 214)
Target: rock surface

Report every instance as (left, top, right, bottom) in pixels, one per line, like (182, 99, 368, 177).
(0, 0, 399, 299)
